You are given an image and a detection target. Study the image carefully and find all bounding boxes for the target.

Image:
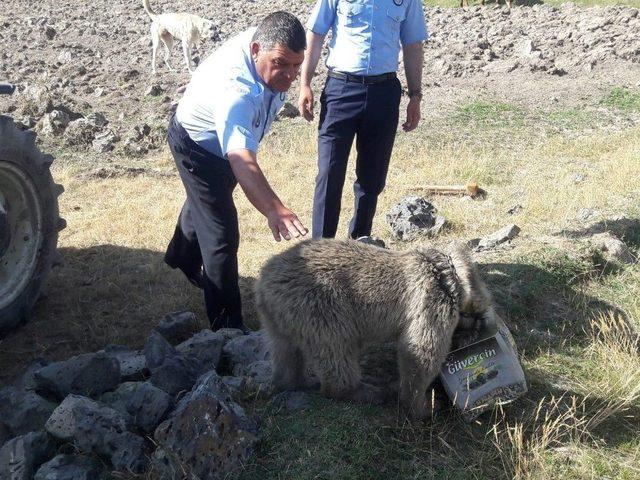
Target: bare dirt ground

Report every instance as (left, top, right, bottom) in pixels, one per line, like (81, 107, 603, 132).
(1, 1, 639, 162)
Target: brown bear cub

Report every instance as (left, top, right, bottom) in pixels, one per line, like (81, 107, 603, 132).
(255, 239, 495, 420)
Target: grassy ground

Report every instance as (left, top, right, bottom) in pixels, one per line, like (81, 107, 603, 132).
(1, 82, 638, 478)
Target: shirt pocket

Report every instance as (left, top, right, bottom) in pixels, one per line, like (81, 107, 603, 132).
(385, 6, 406, 25)
(338, 1, 366, 28)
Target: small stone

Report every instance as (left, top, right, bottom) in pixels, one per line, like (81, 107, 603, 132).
(63, 118, 98, 146)
(176, 329, 225, 372)
(145, 84, 164, 96)
(38, 110, 70, 137)
(518, 38, 536, 56)
(133, 123, 151, 139)
(153, 371, 258, 480)
(0, 387, 57, 436)
(589, 233, 636, 265)
(57, 51, 72, 63)
(42, 26, 57, 40)
(19, 84, 54, 117)
(122, 138, 148, 157)
(0, 431, 56, 480)
(270, 391, 312, 412)
(144, 330, 176, 370)
(144, 331, 201, 397)
(101, 382, 173, 434)
(149, 355, 201, 397)
(223, 330, 270, 370)
(467, 238, 481, 250)
(15, 358, 50, 391)
(34, 352, 120, 400)
(356, 236, 386, 248)
(102, 345, 146, 380)
(233, 360, 273, 395)
(386, 196, 446, 240)
(156, 311, 201, 345)
(17, 116, 37, 129)
(477, 224, 521, 250)
(85, 112, 108, 128)
(92, 129, 119, 153)
(45, 395, 148, 474)
(121, 69, 140, 82)
(578, 208, 598, 222)
(507, 204, 523, 215)
(34, 454, 103, 480)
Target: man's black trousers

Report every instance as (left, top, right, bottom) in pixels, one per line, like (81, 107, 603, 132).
(165, 115, 243, 330)
(312, 74, 402, 239)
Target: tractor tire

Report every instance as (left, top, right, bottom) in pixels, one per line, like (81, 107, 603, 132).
(0, 116, 65, 333)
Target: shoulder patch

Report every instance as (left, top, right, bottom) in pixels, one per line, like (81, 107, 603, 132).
(225, 68, 252, 96)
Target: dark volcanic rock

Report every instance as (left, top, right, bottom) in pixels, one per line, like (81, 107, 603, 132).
(33, 352, 120, 400)
(153, 371, 259, 480)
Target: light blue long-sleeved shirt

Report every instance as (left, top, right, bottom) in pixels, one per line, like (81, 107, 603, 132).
(306, 0, 428, 76)
(176, 28, 285, 158)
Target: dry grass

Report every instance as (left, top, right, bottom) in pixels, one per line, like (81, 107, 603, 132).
(580, 313, 640, 430)
(491, 395, 589, 480)
(491, 312, 640, 480)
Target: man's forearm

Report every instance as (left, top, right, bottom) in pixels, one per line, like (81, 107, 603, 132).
(402, 41, 424, 93)
(227, 149, 284, 217)
(300, 31, 325, 87)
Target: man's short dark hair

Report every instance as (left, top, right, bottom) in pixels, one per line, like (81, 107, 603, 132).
(252, 11, 306, 52)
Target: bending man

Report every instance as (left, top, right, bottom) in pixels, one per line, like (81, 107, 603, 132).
(166, 12, 308, 331)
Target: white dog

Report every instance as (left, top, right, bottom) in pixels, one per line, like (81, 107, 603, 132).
(143, 0, 217, 74)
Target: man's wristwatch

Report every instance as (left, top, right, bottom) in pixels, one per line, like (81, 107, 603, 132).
(408, 90, 423, 100)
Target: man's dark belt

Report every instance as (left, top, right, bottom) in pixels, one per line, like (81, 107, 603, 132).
(328, 70, 396, 84)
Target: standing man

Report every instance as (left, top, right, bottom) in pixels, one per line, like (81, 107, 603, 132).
(165, 12, 308, 331)
(299, 0, 427, 239)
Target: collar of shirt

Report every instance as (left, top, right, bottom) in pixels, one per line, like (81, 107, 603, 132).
(247, 42, 277, 98)
(244, 39, 286, 142)
(245, 44, 284, 142)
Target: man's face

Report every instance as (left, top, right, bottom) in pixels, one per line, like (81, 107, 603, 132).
(252, 42, 304, 93)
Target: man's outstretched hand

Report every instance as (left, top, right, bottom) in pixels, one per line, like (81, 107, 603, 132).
(268, 207, 308, 241)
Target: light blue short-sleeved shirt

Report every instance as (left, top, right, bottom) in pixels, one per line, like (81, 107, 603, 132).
(176, 28, 286, 158)
(306, 0, 428, 76)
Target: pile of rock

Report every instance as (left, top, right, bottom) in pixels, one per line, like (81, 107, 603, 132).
(0, 311, 284, 480)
